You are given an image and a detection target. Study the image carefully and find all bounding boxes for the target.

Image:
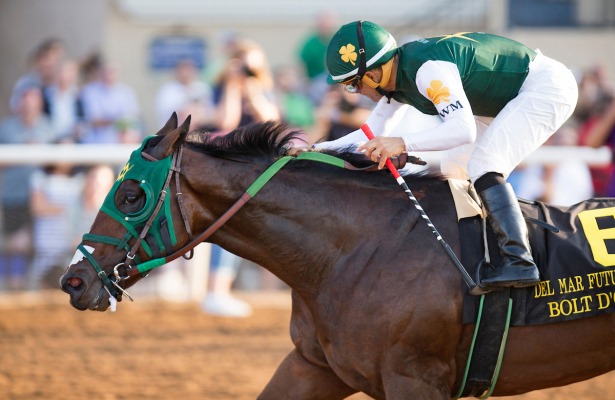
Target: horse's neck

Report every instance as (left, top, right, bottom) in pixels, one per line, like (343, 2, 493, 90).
(216, 179, 341, 296)
(188, 153, 451, 297)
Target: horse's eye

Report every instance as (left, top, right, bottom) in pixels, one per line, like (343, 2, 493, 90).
(125, 195, 138, 204)
(115, 180, 146, 216)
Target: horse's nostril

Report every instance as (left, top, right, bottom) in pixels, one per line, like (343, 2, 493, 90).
(62, 276, 84, 293)
(69, 277, 83, 287)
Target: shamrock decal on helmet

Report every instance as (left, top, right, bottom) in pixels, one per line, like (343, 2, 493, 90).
(339, 44, 357, 66)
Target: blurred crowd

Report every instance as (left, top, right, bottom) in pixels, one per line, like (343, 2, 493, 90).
(0, 36, 140, 294)
(1, 13, 615, 317)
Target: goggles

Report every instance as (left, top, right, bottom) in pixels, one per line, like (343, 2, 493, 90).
(342, 73, 383, 94)
(342, 76, 362, 93)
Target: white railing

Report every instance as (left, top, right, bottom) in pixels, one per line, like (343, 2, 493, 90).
(0, 144, 136, 165)
(0, 144, 611, 166)
(415, 146, 612, 168)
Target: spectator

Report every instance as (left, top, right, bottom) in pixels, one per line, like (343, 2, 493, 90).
(574, 63, 613, 124)
(29, 162, 84, 290)
(212, 39, 280, 132)
(0, 87, 57, 290)
(9, 38, 65, 114)
(155, 59, 215, 129)
(573, 65, 615, 196)
(297, 11, 338, 105)
(43, 60, 84, 141)
(79, 51, 104, 86)
(80, 62, 141, 144)
(579, 91, 615, 196)
(201, 39, 281, 317)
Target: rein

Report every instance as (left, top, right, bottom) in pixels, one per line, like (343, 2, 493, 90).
(125, 151, 346, 277)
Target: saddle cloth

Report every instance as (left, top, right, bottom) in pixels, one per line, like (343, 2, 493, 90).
(448, 180, 615, 326)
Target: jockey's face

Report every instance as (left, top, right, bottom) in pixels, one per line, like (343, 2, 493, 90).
(342, 67, 385, 102)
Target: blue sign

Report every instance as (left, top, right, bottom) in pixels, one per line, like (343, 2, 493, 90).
(149, 36, 207, 70)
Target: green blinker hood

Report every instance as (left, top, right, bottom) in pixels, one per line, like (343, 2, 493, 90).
(99, 136, 177, 257)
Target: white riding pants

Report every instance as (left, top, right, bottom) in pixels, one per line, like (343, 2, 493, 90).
(442, 51, 579, 182)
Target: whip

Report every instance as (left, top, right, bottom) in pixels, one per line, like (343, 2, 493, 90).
(361, 124, 484, 294)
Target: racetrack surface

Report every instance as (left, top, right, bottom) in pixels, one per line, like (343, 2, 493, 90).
(0, 290, 613, 399)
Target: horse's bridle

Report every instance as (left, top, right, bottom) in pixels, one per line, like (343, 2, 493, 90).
(77, 145, 194, 303)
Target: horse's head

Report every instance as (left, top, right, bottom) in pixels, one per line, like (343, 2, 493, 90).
(60, 113, 192, 311)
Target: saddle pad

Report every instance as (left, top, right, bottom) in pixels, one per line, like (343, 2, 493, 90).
(461, 198, 615, 327)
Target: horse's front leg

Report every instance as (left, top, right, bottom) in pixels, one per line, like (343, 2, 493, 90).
(258, 349, 357, 400)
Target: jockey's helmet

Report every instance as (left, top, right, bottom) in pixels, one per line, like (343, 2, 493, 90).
(326, 20, 397, 85)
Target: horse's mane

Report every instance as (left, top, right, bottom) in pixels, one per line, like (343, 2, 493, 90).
(187, 121, 300, 160)
(186, 121, 444, 182)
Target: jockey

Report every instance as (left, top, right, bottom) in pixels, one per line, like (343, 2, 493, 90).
(314, 21, 578, 289)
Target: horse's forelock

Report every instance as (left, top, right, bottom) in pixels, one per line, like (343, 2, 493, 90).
(187, 121, 301, 160)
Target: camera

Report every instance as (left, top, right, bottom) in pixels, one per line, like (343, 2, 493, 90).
(241, 64, 256, 77)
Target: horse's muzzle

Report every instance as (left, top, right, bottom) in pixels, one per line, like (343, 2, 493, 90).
(60, 274, 101, 311)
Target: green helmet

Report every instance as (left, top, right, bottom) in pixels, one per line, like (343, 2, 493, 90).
(326, 20, 397, 84)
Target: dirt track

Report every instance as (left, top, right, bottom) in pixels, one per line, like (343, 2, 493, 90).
(0, 290, 613, 400)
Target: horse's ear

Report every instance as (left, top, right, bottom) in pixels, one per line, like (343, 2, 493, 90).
(156, 112, 179, 136)
(149, 115, 191, 160)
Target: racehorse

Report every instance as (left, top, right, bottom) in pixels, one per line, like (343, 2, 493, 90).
(60, 113, 615, 399)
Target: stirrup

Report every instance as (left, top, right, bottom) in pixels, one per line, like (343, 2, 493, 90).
(478, 260, 539, 288)
(474, 260, 506, 293)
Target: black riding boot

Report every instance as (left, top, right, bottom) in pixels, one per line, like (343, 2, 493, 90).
(478, 183, 540, 288)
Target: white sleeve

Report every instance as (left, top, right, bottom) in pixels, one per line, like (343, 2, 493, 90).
(400, 60, 476, 152)
(313, 97, 411, 151)
(313, 61, 477, 153)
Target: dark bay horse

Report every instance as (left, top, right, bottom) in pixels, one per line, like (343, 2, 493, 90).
(60, 114, 615, 399)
